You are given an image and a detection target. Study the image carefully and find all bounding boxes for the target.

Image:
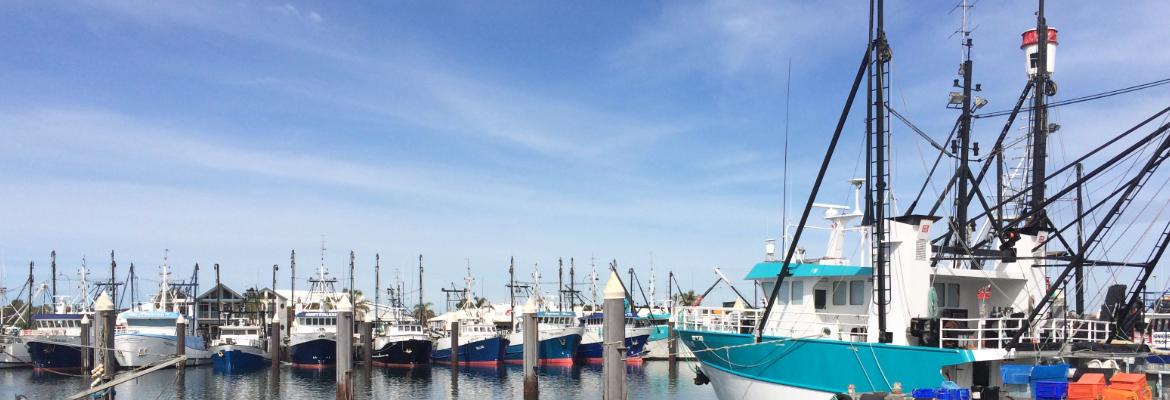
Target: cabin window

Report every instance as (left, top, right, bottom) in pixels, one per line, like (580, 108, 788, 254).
(791, 281, 804, 305)
(832, 282, 847, 306)
(849, 280, 866, 306)
(814, 289, 827, 310)
(777, 282, 790, 304)
(933, 283, 961, 308)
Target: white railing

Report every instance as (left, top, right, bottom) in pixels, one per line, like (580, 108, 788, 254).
(676, 306, 870, 342)
(938, 317, 1111, 349)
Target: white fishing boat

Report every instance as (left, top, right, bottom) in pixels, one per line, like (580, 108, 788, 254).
(210, 319, 270, 372)
(115, 257, 210, 367)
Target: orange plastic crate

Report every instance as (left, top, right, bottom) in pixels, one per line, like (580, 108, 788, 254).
(1102, 387, 1139, 400)
(1111, 373, 1147, 389)
(1069, 373, 1106, 400)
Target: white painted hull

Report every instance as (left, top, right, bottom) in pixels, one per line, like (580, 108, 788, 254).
(644, 337, 694, 360)
(0, 336, 31, 367)
(115, 334, 211, 367)
(701, 363, 836, 400)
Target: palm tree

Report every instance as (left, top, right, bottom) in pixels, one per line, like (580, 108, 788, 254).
(413, 302, 436, 322)
(674, 290, 699, 306)
(456, 296, 490, 310)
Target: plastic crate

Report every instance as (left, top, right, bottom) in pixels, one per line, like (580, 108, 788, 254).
(1069, 373, 1106, 400)
(1035, 381, 1068, 400)
(911, 388, 936, 399)
(1109, 373, 1148, 392)
(1103, 387, 1139, 400)
(1000, 364, 1033, 385)
(1031, 364, 1070, 381)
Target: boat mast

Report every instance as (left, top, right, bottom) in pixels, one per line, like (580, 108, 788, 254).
(50, 251, 56, 301)
(509, 256, 516, 327)
(569, 257, 576, 312)
(1028, 0, 1051, 227)
(871, 0, 892, 343)
(418, 254, 423, 322)
(375, 253, 380, 324)
(954, 0, 976, 247)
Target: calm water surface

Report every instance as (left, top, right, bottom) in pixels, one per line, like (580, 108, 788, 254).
(2, 362, 715, 399)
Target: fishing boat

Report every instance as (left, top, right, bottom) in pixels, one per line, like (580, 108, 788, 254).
(501, 265, 582, 365)
(432, 267, 508, 365)
(25, 258, 96, 372)
(431, 322, 507, 366)
(504, 310, 583, 365)
(210, 319, 270, 373)
(0, 327, 30, 368)
(677, 2, 1167, 399)
(371, 322, 432, 366)
(576, 312, 652, 363)
(115, 258, 210, 367)
(288, 249, 345, 368)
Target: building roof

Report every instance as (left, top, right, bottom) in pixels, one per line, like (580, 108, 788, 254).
(744, 262, 872, 281)
(196, 283, 244, 301)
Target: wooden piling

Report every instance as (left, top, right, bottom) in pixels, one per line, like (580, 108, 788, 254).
(450, 320, 460, 367)
(175, 314, 186, 396)
(603, 271, 627, 400)
(336, 302, 353, 400)
(81, 314, 91, 375)
(523, 311, 539, 399)
(667, 321, 677, 364)
(360, 312, 373, 368)
(269, 314, 281, 369)
(176, 315, 186, 370)
(94, 291, 116, 400)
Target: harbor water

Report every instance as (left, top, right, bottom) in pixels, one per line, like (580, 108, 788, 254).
(2, 361, 714, 399)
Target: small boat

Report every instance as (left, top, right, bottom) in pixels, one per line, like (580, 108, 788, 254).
(431, 322, 508, 366)
(210, 319, 270, 373)
(0, 327, 31, 368)
(504, 311, 583, 365)
(576, 312, 652, 363)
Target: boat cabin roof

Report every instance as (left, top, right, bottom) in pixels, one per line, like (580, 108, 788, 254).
(745, 262, 871, 281)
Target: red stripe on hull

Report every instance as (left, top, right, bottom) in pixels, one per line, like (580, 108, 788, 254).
(290, 363, 333, 369)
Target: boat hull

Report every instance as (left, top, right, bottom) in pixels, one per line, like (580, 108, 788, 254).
(432, 337, 508, 366)
(678, 329, 978, 400)
(27, 339, 91, 371)
(211, 344, 270, 373)
(0, 337, 31, 368)
(577, 334, 650, 363)
(114, 333, 211, 368)
(505, 332, 581, 365)
(372, 339, 432, 366)
(289, 338, 336, 368)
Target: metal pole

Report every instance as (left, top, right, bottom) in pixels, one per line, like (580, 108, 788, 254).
(603, 271, 627, 400)
(1029, 0, 1050, 225)
(215, 264, 222, 334)
(289, 250, 296, 340)
(109, 251, 117, 308)
(51, 251, 57, 300)
(558, 258, 564, 312)
(374, 254, 380, 324)
(1075, 162, 1085, 315)
(523, 311, 539, 399)
(418, 255, 424, 323)
(569, 258, 576, 311)
(509, 257, 516, 328)
(28, 262, 33, 325)
(336, 302, 353, 400)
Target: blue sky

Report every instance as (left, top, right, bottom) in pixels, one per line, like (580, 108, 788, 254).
(2, 1, 1169, 310)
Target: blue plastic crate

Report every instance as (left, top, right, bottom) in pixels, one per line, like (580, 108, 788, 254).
(937, 388, 971, 400)
(1030, 364, 1069, 381)
(1000, 364, 1033, 385)
(911, 388, 936, 399)
(1034, 381, 1068, 400)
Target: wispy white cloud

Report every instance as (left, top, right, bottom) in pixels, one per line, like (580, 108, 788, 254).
(609, 1, 862, 79)
(265, 3, 323, 25)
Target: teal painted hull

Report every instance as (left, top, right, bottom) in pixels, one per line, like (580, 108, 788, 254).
(678, 329, 975, 395)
